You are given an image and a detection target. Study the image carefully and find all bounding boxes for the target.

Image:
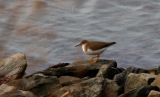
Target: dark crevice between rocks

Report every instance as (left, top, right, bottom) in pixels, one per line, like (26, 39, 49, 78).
(85, 69, 99, 78)
(119, 86, 160, 97)
(126, 67, 149, 73)
(118, 86, 125, 96)
(136, 86, 160, 97)
(30, 84, 53, 97)
(148, 78, 155, 85)
(114, 71, 127, 96)
(49, 63, 70, 68)
(106, 67, 124, 79)
(33, 67, 99, 79)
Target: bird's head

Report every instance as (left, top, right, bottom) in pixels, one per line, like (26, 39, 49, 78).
(75, 40, 88, 47)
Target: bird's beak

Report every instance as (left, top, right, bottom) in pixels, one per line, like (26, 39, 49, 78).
(75, 43, 81, 47)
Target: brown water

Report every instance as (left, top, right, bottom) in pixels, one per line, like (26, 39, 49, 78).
(0, 0, 160, 74)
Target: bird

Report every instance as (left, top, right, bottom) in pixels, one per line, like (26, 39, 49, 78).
(75, 40, 116, 63)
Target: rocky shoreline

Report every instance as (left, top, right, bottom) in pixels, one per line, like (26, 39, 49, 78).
(0, 53, 160, 97)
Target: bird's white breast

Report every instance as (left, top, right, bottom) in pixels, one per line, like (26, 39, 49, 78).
(82, 44, 106, 55)
(82, 44, 87, 53)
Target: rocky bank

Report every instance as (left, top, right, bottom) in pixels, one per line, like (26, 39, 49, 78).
(1, 53, 160, 97)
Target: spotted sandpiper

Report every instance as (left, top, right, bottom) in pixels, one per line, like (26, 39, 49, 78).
(75, 40, 116, 62)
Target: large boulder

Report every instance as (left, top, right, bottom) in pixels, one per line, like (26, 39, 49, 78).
(119, 86, 159, 97)
(41, 59, 117, 78)
(113, 67, 157, 95)
(0, 53, 27, 84)
(125, 73, 156, 92)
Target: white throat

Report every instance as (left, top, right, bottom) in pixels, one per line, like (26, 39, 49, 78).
(82, 44, 87, 53)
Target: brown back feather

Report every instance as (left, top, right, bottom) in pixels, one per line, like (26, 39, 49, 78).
(87, 41, 116, 51)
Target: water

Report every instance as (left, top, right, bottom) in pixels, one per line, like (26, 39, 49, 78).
(0, 0, 160, 74)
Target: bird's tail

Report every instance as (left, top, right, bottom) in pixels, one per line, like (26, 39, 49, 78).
(107, 42, 116, 46)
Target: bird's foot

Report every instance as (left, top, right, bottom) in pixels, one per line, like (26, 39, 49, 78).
(88, 60, 96, 64)
(88, 57, 99, 64)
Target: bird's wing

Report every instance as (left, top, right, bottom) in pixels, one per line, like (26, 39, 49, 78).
(88, 41, 115, 51)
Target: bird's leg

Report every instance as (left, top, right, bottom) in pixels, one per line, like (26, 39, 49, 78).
(89, 55, 99, 63)
(93, 54, 100, 63)
(88, 56, 94, 64)
(95, 54, 100, 62)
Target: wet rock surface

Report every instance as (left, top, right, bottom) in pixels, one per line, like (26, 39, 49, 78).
(1, 54, 160, 97)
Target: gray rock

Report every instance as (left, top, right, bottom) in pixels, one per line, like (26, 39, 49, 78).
(125, 73, 156, 92)
(8, 73, 60, 97)
(114, 67, 157, 95)
(114, 71, 128, 95)
(102, 79, 119, 97)
(119, 86, 159, 97)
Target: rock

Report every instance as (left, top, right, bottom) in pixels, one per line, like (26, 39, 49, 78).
(0, 84, 16, 95)
(148, 90, 160, 97)
(50, 77, 104, 97)
(126, 67, 149, 74)
(114, 71, 127, 94)
(0, 84, 36, 97)
(135, 86, 159, 97)
(41, 59, 117, 78)
(5, 59, 118, 97)
(0, 53, 27, 84)
(113, 67, 157, 95)
(0, 90, 37, 97)
(119, 89, 137, 97)
(50, 63, 70, 68)
(157, 66, 160, 74)
(151, 75, 160, 88)
(4, 58, 160, 97)
(102, 79, 119, 97)
(96, 65, 109, 77)
(125, 73, 156, 92)
(8, 73, 60, 97)
(119, 86, 159, 97)
(59, 76, 81, 86)
(147, 68, 158, 75)
(68, 59, 117, 78)
(114, 67, 156, 87)
(97, 64, 123, 79)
